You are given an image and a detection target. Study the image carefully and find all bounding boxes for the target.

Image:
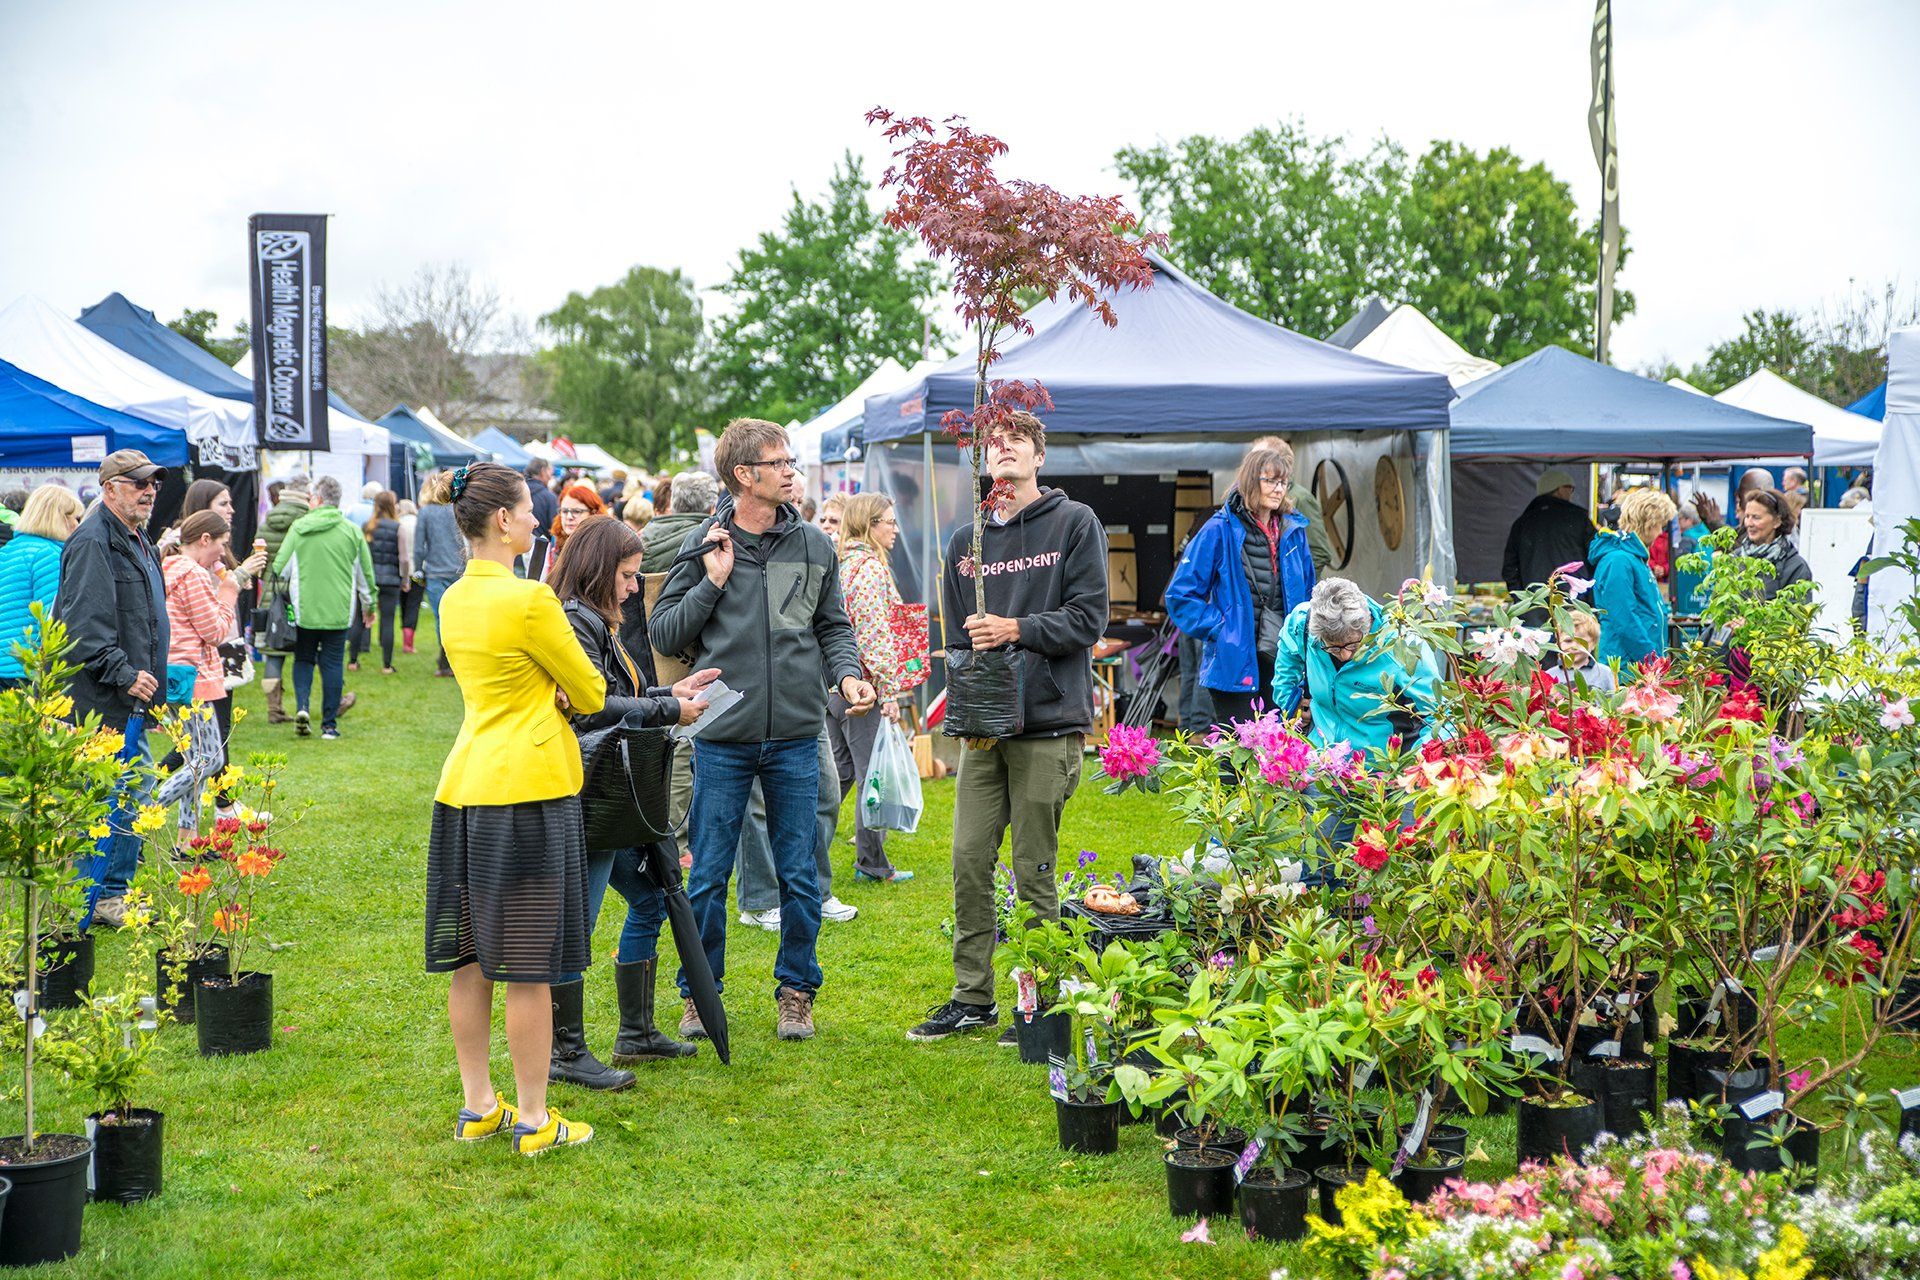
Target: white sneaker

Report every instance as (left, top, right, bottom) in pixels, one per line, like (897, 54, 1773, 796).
(821, 895, 858, 923)
(738, 907, 782, 932)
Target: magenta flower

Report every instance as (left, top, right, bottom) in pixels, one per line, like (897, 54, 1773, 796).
(1098, 725, 1160, 781)
(1786, 1069, 1811, 1095)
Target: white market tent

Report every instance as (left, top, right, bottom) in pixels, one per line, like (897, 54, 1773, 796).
(1350, 304, 1500, 388)
(570, 442, 626, 474)
(232, 348, 392, 463)
(1715, 368, 1881, 468)
(1868, 326, 1919, 638)
(0, 295, 256, 465)
(790, 358, 911, 470)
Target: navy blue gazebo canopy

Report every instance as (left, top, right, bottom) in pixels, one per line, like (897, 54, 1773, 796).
(862, 253, 1451, 444)
(1449, 345, 1813, 461)
(0, 357, 188, 467)
(77, 293, 370, 421)
(378, 404, 487, 468)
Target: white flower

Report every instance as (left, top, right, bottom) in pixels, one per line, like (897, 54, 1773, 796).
(1559, 573, 1594, 598)
(1881, 696, 1915, 731)
(1686, 1205, 1710, 1224)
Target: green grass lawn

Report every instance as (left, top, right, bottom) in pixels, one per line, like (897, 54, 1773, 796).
(37, 617, 1920, 1278)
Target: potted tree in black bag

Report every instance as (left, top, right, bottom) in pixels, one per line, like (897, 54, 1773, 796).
(192, 751, 303, 1057)
(50, 951, 164, 1205)
(866, 108, 1159, 742)
(0, 616, 127, 1265)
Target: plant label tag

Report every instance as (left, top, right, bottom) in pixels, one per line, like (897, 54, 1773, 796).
(1233, 1137, 1264, 1185)
(1015, 969, 1037, 1015)
(1047, 1064, 1068, 1102)
(1352, 1061, 1377, 1090)
(1509, 1033, 1564, 1062)
(1738, 1090, 1784, 1120)
(1589, 1040, 1622, 1058)
(1749, 945, 1781, 964)
(1894, 1086, 1920, 1110)
(1085, 1030, 1101, 1068)
(1394, 1089, 1435, 1176)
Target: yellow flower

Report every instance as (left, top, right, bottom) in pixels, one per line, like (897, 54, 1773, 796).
(80, 732, 121, 763)
(1755, 1224, 1811, 1280)
(88, 822, 111, 841)
(42, 693, 73, 719)
(131, 805, 168, 835)
(213, 767, 245, 794)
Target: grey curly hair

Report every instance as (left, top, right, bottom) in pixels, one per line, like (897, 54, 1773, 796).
(1307, 577, 1372, 646)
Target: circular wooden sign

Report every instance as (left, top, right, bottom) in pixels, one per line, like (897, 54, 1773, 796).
(1375, 456, 1405, 551)
(1311, 459, 1354, 570)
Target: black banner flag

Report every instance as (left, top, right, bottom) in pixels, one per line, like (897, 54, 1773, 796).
(247, 213, 331, 452)
(1588, 0, 1620, 365)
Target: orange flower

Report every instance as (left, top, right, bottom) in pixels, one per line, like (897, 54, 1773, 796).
(178, 866, 212, 897)
(234, 850, 273, 878)
(212, 906, 251, 935)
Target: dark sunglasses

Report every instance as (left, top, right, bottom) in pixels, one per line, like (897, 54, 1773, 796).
(113, 476, 162, 492)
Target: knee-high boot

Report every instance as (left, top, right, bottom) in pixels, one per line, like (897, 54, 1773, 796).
(611, 958, 697, 1062)
(548, 979, 636, 1091)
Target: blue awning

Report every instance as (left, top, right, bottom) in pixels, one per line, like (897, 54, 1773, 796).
(862, 253, 1450, 444)
(377, 404, 488, 468)
(471, 426, 533, 467)
(0, 357, 189, 467)
(1449, 345, 1813, 461)
(1850, 382, 1887, 421)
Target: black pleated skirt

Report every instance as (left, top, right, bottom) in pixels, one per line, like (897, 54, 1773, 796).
(426, 796, 590, 983)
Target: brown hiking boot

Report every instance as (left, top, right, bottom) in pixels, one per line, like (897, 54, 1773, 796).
(263, 678, 289, 724)
(775, 986, 815, 1041)
(678, 997, 708, 1041)
(337, 692, 357, 716)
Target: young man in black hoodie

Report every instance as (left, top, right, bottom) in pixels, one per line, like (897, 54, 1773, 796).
(908, 413, 1109, 1041)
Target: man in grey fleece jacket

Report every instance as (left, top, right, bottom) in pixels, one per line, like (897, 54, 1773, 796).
(650, 419, 875, 1042)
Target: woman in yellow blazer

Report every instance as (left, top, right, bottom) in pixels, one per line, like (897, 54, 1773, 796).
(425, 461, 608, 1157)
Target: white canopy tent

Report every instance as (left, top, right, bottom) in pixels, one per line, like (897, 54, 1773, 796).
(1868, 326, 1919, 638)
(790, 358, 911, 469)
(0, 295, 257, 467)
(570, 442, 626, 474)
(1350, 304, 1500, 388)
(1714, 368, 1881, 467)
(232, 348, 392, 463)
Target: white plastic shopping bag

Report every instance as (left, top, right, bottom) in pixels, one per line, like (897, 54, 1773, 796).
(858, 721, 924, 834)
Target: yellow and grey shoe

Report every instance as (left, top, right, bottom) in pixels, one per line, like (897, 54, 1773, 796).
(512, 1108, 592, 1156)
(454, 1098, 518, 1141)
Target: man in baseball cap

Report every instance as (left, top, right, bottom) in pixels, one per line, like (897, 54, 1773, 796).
(1502, 466, 1595, 624)
(54, 448, 172, 927)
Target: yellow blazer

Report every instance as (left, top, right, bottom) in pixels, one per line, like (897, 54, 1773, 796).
(434, 559, 607, 808)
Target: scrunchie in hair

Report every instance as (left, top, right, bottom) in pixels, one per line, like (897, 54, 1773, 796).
(450, 463, 473, 501)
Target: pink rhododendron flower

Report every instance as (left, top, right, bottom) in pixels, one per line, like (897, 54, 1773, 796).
(1620, 677, 1682, 722)
(1098, 725, 1160, 780)
(1179, 1217, 1213, 1245)
(1882, 695, 1915, 730)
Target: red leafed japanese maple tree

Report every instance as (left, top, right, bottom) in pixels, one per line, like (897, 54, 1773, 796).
(867, 108, 1162, 619)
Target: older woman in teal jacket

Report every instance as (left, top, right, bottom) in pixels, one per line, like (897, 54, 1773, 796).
(1588, 489, 1676, 672)
(1270, 577, 1441, 759)
(0, 485, 84, 683)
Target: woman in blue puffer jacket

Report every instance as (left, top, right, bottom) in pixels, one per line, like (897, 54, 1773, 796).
(1588, 488, 1677, 672)
(0, 485, 85, 684)
(1165, 439, 1317, 728)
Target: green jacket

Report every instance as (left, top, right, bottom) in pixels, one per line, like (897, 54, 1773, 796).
(271, 506, 375, 631)
(1289, 482, 1334, 574)
(640, 511, 710, 576)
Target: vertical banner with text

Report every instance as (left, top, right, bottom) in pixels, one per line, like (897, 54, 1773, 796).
(247, 213, 331, 452)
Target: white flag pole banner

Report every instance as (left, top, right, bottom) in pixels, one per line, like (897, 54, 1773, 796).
(248, 214, 331, 452)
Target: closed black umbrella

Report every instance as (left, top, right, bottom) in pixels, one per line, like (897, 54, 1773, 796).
(640, 839, 729, 1064)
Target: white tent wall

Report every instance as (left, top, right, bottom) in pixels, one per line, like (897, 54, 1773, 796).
(1868, 327, 1919, 639)
(1797, 507, 1875, 640)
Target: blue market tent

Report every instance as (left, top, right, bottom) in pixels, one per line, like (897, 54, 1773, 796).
(863, 253, 1450, 443)
(76, 294, 372, 422)
(471, 426, 532, 466)
(379, 404, 487, 495)
(0, 357, 187, 468)
(1851, 382, 1887, 421)
(1449, 346, 1813, 461)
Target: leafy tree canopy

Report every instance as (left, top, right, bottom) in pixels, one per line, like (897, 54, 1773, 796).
(165, 308, 248, 366)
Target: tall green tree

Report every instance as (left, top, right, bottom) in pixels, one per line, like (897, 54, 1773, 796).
(1685, 309, 1820, 395)
(1116, 122, 1410, 339)
(1401, 142, 1632, 364)
(708, 152, 944, 425)
(538, 266, 706, 467)
(166, 308, 247, 365)
(1115, 122, 1631, 363)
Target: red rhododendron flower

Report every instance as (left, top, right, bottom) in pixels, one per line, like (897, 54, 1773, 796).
(1688, 815, 1715, 843)
(1462, 952, 1503, 986)
(1847, 933, 1885, 964)
(1718, 687, 1764, 724)
(1352, 825, 1393, 872)
(1417, 965, 1440, 989)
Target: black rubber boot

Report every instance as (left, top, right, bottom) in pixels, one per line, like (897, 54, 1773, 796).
(611, 958, 697, 1062)
(548, 979, 635, 1091)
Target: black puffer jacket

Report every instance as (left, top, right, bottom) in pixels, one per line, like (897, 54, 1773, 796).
(563, 598, 679, 733)
(367, 519, 403, 589)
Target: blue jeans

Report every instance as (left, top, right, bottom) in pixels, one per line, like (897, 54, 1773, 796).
(292, 626, 347, 730)
(736, 729, 838, 913)
(682, 736, 822, 998)
(425, 576, 457, 673)
(560, 846, 669, 983)
(99, 717, 155, 900)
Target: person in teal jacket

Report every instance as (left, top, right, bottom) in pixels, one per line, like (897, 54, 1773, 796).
(1270, 577, 1441, 759)
(0, 485, 85, 682)
(1587, 489, 1677, 673)
(270, 475, 376, 739)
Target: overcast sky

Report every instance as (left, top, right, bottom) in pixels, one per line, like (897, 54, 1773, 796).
(2, 0, 1915, 373)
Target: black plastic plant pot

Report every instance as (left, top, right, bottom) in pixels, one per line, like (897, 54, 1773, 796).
(1239, 1167, 1312, 1242)
(1394, 1155, 1464, 1203)
(0, 1134, 92, 1266)
(1153, 1094, 1191, 1139)
(1312, 1163, 1368, 1225)
(1592, 1057, 1657, 1138)
(195, 971, 273, 1056)
(1890, 976, 1920, 1031)
(1398, 1122, 1469, 1161)
(0, 1176, 9, 1243)
(88, 1108, 163, 1204)
(1517, 1095, 1602, 1165)
(1054, 1097, 1120, 1156)
(1175, 1124, 1249, 1159)
(1667, 1041, 1730, 1106)
(36, 933, 95, 1010)
(1676, 989, 1760, 1041)
(1165, 1146, 1237, 1219)
(1013, 1010, 1068, 1066)
(1721, 1113, 1820, 1184)
(1700, 1062, 1780, 1109)
(155, 945, 230, 1025)
(1573, 1020, 1645, 1061)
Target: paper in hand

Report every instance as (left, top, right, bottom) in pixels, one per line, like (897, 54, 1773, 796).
(672, 679, 744, 741)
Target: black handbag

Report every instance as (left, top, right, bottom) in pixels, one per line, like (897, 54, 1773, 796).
(255, 588, 298, 652)
(577, 710, 676, 852)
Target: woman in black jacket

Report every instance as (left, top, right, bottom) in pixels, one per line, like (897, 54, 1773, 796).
(548, 516, 718, 1087)
(363, 490, 405, 673)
